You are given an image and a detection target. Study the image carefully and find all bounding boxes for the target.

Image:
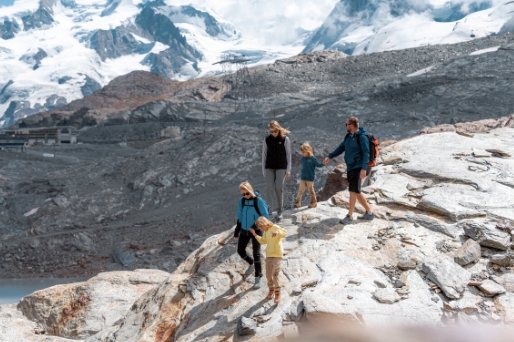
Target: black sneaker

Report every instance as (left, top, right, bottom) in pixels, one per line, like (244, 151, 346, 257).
(276, 211, 283, 221)
(358, 212, 374, 220)
(339, 215, 354, 225)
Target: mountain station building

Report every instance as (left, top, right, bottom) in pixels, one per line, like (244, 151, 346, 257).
(0, 127, 78, 147)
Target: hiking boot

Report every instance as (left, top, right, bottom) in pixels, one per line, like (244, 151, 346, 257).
(274, 290, 281, 303)
(308, 201, 317, 208)
(254, 276, 262, 289)
(294, 198, 301, 208)
(244, 264, 254, 276)
(358, 212, 375, 220)
(276, 211, 283, 221)
(267, 287, 275, 300)
(339, 215, 354, 225)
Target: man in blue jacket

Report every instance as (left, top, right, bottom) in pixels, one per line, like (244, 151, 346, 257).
(323, 116, 374, 224)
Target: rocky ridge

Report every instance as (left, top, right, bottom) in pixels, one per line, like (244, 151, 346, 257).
(12, 34, 514, 143)
(2, 123, 514, 341)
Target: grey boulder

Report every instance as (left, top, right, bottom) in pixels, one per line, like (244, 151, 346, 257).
(422, 256, 471, 299)
(454, 239, 481, 266)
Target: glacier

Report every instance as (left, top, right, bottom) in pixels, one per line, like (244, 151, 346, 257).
(304, 0, 514, 55)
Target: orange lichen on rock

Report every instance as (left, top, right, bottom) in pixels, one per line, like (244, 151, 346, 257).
(50, 295, 90, 336)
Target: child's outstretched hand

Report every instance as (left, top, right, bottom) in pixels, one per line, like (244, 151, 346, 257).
(271, 233, 277, 238)
(249, 228, 256, 235)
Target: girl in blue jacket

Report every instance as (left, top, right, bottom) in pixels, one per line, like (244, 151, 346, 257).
(295, 143, 324, 208)
(235, 181, 269, 288)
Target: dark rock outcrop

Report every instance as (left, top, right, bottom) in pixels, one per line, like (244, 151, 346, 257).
(0, 80, 14, 103)
(45, 94, 67, 110)
(499, 16, 514, 35)
(317, 164, 348, 201)
(100, 0, 121, 17)
(3, 100, 45, 127)
(0, 19, 20, 40)
(89, 27, 147, 61)
(22, 6, 54, 31)
(57, 76, 72, 85)
(19, 48, 48, 70)
(134, 2, 201, 78)
(143, 48, 199, 78)
(168, 5, 226, 37)
(80, 75, 102, 97)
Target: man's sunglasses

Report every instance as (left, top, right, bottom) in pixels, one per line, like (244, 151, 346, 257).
(241, 192, 251, 196)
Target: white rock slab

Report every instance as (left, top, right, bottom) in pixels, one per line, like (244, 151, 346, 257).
(495, 293, 514, 323)
(17, 269, 169, 339)
(373, 288, 400, 304)
(478, 279, 506, 297)
(422, 256, 471, 299)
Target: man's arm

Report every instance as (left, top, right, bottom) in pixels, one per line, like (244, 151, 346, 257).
(324, 138, 346, 165)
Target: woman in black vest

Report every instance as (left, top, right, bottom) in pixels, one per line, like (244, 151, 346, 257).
(262, 120, 291, 220)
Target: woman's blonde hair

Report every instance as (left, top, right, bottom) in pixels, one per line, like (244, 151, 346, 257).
(268, 120, 291, 138)
(239, 181, 256, 198)
(300, 142, 314, 157)
(255, 216, 274, 228)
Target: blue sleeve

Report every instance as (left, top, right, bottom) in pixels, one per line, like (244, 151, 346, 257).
(312, 156, 324, 168)
(237, 198, 242, 222)
(328, 139, 346, 159)
(359, 135, 370, 170)
(257, 198, 269, 218)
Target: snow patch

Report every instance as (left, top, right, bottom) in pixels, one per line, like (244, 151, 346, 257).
(469, 45, 500, 55)
(407, 65, 436, 77)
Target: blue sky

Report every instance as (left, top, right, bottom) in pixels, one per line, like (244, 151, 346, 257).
(0, 0, 15, 7)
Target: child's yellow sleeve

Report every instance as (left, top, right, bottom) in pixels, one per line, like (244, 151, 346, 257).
(275, 228, 287, 238)
(255, 234, 267, 244)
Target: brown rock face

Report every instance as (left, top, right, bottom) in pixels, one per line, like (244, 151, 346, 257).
(16, 71, 177, 127)
(454, 115, 514, 133)
(15, 270, 170, 339)
(419, 124, 456, 135)
(317, 164, 348, 201)
(13, 71, 231, 128)
(419, 114, 514, 135)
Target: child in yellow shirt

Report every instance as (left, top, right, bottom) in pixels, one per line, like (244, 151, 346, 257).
(250, 216, 287, 303)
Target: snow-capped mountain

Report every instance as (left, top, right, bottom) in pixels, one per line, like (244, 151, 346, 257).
(0, 0, 337, 127)
(2, 0, 514, 127)
(304, 0, 514, 55)
(0, 0, 195, 126)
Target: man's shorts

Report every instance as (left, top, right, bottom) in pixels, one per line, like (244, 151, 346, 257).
(347, 168, 362, 194)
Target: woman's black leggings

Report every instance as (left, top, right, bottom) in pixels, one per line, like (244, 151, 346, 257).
(237, 230, 262, 277)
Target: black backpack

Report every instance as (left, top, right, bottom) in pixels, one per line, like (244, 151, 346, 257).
(240, 196, 262, 216)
